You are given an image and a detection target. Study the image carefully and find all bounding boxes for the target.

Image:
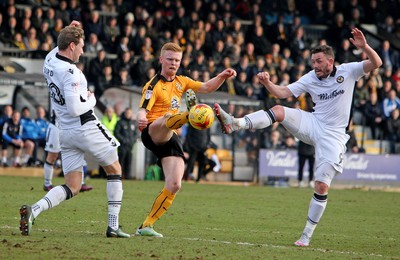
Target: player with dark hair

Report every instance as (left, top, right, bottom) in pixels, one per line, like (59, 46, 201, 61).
(214, 28, 382, 246)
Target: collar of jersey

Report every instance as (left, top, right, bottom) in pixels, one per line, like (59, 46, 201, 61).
(317, 66, 337, 81)
(56, 53, 74, 64)
(158, 74, 175, 82)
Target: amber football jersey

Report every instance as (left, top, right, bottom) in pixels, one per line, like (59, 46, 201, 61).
(140, 74, 202, 123)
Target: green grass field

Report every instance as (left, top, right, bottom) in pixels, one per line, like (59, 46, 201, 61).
(1, 175, 399, 259)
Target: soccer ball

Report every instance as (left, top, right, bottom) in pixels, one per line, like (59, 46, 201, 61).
(188, 104, 215, 130)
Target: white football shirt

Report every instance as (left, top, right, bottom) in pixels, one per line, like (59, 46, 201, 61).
(288, 62, 365, 129)
(43, 47, 97, 129)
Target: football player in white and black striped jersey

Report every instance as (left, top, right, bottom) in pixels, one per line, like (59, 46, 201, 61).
(215, 28, 382, 247)
(19, 21, 130, 238)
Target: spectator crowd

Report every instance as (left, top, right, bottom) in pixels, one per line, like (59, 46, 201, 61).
(1, 0, 400, 154)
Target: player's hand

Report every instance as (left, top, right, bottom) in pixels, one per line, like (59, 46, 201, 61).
(257, 71, 271, 85)
(349, 28, 367, 49)
(137, 109, 148, 131)
(222, 68, 237, 79)
(69, 20, 82, 28)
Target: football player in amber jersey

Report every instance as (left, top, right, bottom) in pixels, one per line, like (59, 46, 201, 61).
(136, 42, 236, 237)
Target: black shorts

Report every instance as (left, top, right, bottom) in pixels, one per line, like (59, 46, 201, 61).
(141, 124, 185, 166)
(2, 140, 22, 150)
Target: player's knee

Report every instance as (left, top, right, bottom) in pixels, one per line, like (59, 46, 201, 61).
(314, 181, 329, 194)
(271, 105, 285, 122)
(166, 182, 181, 194)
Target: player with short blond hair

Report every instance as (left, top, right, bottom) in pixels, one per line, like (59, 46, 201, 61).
(136, 42, 236, 237)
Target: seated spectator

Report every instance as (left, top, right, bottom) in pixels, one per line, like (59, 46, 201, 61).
(31, 6, 44, 30)
(2, 111, 24, 167)
(364, 92, 384, 139)
(336, 38, 358, 64)
(95, 65, 115, 98)
(0, 105, 13, 127)
(0, 105, 13, 144)
(113, 50, 134, 77)
(234, 71, 251, 96)
(12, 32, 26, 50)
(23, 27, 41, 51)
(385, 108, 400, 154)
(85, 33, 104, 54)
(116, 68, 134, 87)
(353, 78, 369, 124)
(382, 89, 400, 118)
(35, 105, 49, 165)
(50, 18, 64, 43)
(264, 129, 284, 150)
(55, 0, 71, 27)
(282, 135, 297, 150)
(131, 50, 153, 86)
(20, 107, 39, 166)
(346, 120, 365, 153)
(103, 17, 120, 53)
(379, 40, 399, 71)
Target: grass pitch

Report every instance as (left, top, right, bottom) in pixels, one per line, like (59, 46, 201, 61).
(0, 175, 399, 259)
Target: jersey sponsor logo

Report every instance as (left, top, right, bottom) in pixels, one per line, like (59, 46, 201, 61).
(145, 90, 153, 100)
(318, 89, 345, 100)
(336, 76, 344, 83)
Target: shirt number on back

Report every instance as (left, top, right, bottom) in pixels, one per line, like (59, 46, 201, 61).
(49, 83, 65, 105)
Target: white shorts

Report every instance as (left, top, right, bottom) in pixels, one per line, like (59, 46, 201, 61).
(45, 123, 61, 153)
(282, 108, 349, 184)
(59, 120, 120, 174)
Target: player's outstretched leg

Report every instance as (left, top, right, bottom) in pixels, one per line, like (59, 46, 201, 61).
(185, 89, 197, 111)
(214, 103, 235, 134)
(19, 205, 34, 236)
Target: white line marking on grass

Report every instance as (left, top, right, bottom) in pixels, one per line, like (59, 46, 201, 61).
(180, 237, 384, 258)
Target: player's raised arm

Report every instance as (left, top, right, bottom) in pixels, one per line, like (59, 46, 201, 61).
(257, 71, 293, 99)
(349, 28, 382, 74)
(197, 68, 237, 93)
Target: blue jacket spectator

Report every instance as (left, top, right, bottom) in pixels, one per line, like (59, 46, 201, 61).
(20, 107, 41, 141)
(382, 89, 400, 118)
(35, 106, 49, 141)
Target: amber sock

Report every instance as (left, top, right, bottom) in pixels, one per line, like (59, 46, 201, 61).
(142, 187, 176, 227)
(165, 112, 189, 129)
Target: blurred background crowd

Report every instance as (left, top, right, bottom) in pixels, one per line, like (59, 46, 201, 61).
(1, 0, 400, 155)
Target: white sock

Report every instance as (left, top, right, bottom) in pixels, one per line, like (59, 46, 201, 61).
(23, 154, 30, 163)
(236, 110, 276, 130)
(2, 157, 6, 163)
(303, 193, 328, 238)
(44, 162, 54, 186)
(15, 156, 20, 164)
(107, 175, 123, 230)
(32, 185, 73, 219)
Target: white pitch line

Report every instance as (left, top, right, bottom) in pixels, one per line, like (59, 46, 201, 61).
(180, 237, 384, 258)
(0, 225, 386, 258)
